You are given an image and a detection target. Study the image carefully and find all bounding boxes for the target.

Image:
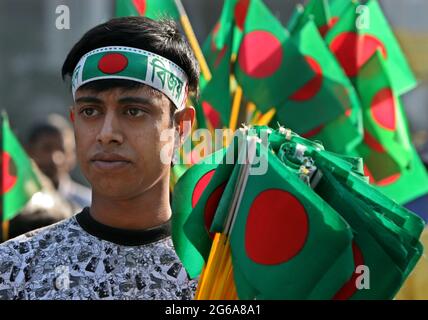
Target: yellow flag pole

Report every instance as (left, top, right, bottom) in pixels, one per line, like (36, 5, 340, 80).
(2, 221, 10, 242)
(229, 86, 243, 131)
(174, 0, 212, 82)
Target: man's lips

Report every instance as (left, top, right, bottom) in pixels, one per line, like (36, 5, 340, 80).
(90, 153, 132, 171)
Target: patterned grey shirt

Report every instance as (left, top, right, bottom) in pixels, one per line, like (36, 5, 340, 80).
(0, 208, 197, 300)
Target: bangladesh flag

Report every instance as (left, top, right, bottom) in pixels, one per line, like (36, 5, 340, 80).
(228, 143, 354, 299)
(183, 132, 246, 263)
(171, 148, 225, 278)
(234, 0, 315, 113)
(367, 147, 428, 205)
(198, 30, 234, 128)
(115, 0, 179, 21)
(212, 0, 251, 57)
(325, 0, 417, 95)
(291, 99, 363, 155)
(273, 20, 361, 134)
(355, 51, 413, 184)
(1, 112, 41, 223)
(291, 0, 334, 38)
(313, 151, 424, 299)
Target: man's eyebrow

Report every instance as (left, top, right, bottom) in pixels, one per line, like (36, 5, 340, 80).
(75, 96, 103, 104)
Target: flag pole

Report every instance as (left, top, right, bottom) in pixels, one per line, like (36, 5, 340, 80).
(174, 0, 212, 82)
(0, 111, 5, 242)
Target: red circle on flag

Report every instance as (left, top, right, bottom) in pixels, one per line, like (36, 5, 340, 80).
(364, 164, 401, 186)
(370, 88, 396, 131)
(238, 31, 283, 78)
(376, 173, 401, 186)
(289, 56, 323, 101)
(202, 101, 221, 128)
(98, 53, 128, 74)
(1, 152, 18, 194)
(192, 169, 216, 208)
(132, 0, 147, 15)
(329, 32, 387, 77)
(333, 242, 364, 300)
(235, 0, 250, 31)
(204, 182, 227, 239)
(245, 189, 309, 265)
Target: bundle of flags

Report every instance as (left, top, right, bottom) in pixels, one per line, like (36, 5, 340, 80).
(115, 0, 428, 206)
(172, 125, 424, 299)
(1, 112, 41, 241)
(197, 0, 428, 207)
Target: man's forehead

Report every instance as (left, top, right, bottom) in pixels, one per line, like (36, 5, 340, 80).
(75, 83, 166, 101)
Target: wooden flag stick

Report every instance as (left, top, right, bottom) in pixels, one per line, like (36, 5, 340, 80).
(256, 107, 276, 126)
(2, 221, 9, 242)
(229, 86, 243, 132)
(174, 0, 212, 81)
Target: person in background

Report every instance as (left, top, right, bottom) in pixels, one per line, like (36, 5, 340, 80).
(26, 114, 91, 211)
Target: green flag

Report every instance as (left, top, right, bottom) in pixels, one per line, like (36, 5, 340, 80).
(212, 0, 251, 56)
(273, 19, 361, 134)
(293, 103, 363, 155)
(325, 0, 417, 95)
(183, 132, 246, 263)
(365, 147, 428, 205)
(1, 112, 41, 222)
(228, 142, 354, 299)
(171, 148, 225, 278)
(353, 51, 428, 203)
(115, 0, 179, 21)
(313, 150, 424, 299)
(234, 0, 315, 112)
(291, 0, 333, 37)
(198, 29, 234, 128)
(355, 51, 412, 180)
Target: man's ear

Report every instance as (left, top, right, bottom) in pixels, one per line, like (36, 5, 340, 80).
(69, 106, 75, 123)
(175, 106, 195, 139)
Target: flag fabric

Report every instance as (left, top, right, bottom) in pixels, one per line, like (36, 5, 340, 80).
(325, 0, 417, 95)
(353, 50, 428, 204)
(1, 112, 41, 222)
(290, 0, 333, 37)
(355, 51, 412, 181)
(199, 30, 234, 128)
(234, 0, 315, 113)
(273, 19, 361, 134)
(172, 126, 424, 300)
(313, 149, 424, 299)
(115, 0, 179, 21)
(183, 132, 246, 262)
(228, 142, 354, 299)
(171, 148, 225, 278)
(212, 0, 251, 57)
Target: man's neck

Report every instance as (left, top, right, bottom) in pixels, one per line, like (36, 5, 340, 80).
(89, 177, 172, 231)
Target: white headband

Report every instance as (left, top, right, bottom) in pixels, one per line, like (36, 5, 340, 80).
(71, 46, 189, 110)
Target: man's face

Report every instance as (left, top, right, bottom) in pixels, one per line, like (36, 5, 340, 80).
(72, 85, 176, 200)
(29, 132, 74, 188)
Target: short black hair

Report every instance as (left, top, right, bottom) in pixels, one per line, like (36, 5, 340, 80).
(62, 16, 200, 97)
(27, 123, 61, 145)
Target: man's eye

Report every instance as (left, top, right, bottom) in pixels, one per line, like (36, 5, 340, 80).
(125, 108, 145, 117)
(80, 108, 99, 117)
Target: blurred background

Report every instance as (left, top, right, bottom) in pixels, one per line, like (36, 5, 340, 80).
(1, 0, 428, 182)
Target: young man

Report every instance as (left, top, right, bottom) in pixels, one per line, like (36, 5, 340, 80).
(0, 16, 199, 300)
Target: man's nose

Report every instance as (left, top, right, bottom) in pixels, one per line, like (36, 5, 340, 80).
(96, 111, 124, 145)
